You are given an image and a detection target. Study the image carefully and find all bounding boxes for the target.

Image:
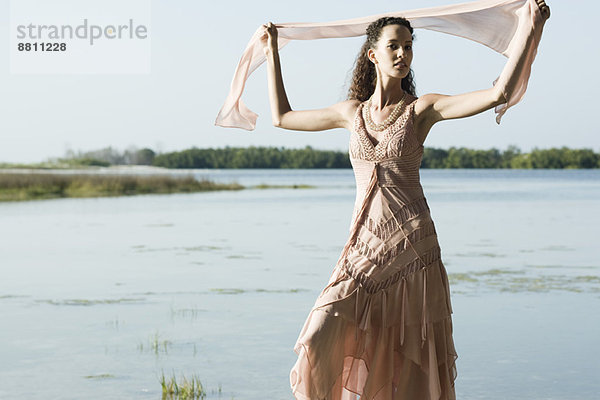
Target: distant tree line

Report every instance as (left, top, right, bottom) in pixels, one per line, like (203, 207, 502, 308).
(152, 145, 600, 169)
(152, 146, 349, 169)
(60, 146, 156, 167)
(421, 145, 599, 169)
(61, 145, 600, 169)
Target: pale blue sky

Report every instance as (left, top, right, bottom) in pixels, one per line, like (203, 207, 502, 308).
(0, 0, 597, 163)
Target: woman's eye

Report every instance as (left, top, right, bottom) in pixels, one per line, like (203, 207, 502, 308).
(388, 44, 411, 50)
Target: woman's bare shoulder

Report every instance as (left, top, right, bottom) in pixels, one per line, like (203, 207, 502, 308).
(413, 93, 437, 117)
(333, 99, 362, 131)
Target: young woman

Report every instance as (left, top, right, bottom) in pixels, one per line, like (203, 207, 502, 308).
(261, 2, 550, 399)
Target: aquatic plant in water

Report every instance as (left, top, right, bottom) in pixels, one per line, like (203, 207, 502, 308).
(159, 371, 207, 399)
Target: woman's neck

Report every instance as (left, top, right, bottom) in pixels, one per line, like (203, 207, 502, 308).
(370, 81, 406, 110)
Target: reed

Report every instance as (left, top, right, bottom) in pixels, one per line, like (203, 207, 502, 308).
(84, 374, 115, 379)
(0, 158, 108, 169)
(0, 173, 243, 202)
(159, 371, 207, 400)
(138, 331, 171, 356)
(251, 183, 314, 189)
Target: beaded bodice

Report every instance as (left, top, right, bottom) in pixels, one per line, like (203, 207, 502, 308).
(349, 95, 421, 162)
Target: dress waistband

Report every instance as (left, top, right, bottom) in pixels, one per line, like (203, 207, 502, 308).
(351, 154, 422, 189)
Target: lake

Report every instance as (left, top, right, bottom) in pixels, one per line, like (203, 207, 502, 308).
(0, 168, 598, 399)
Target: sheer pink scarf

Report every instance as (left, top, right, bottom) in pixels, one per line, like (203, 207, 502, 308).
(214, 0, 546, 131)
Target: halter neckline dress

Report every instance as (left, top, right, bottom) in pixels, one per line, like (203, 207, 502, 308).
(290, 93, 458, 400)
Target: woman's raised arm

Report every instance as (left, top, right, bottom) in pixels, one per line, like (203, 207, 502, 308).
(414, 87, 505, 127)
(415, 0, 550, 128)
(261, 22, 358, 131)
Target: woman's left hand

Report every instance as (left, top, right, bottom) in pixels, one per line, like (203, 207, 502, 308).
(261, 22, 279, 55)
(535, 0, 551, 21)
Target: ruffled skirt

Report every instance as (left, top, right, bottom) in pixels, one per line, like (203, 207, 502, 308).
(289, 250, 458, 400)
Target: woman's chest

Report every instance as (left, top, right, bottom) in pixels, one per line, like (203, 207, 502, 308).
(350, 106, 416, 161)
(350, 126, 408, 161)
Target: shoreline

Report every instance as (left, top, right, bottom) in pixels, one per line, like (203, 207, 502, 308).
(0, 170, 244, 202)
(0, 165, 183, 175)
(0, 167, 317, 202)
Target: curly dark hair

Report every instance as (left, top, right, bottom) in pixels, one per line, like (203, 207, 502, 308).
(346, 16, 416, 101)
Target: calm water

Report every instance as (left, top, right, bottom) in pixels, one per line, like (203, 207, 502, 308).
(0, 168, 598, 399)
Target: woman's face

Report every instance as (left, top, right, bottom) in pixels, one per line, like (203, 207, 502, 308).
(369, 24, 413, 79)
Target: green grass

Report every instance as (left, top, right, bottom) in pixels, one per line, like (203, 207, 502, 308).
(250, 183, 315, 189)
(84, 374, 115, 379)
(447, 273, 479, 284)
(138, 331, 171, 356)
(37, 298, 145, 306)
(170, 306, 207, 321)
(0, 172, 317, 202)
(0, 173, 243, 202)
(209, 287, 309, 295)
(449, 269, 600, 294)
(0, 158, 109, 169)
(159, 371, 207, 400)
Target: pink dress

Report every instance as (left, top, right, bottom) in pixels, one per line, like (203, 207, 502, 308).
(290, 94, 458, 400)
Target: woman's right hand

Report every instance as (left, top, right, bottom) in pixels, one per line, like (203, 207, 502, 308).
(261, 22, 278, 55)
